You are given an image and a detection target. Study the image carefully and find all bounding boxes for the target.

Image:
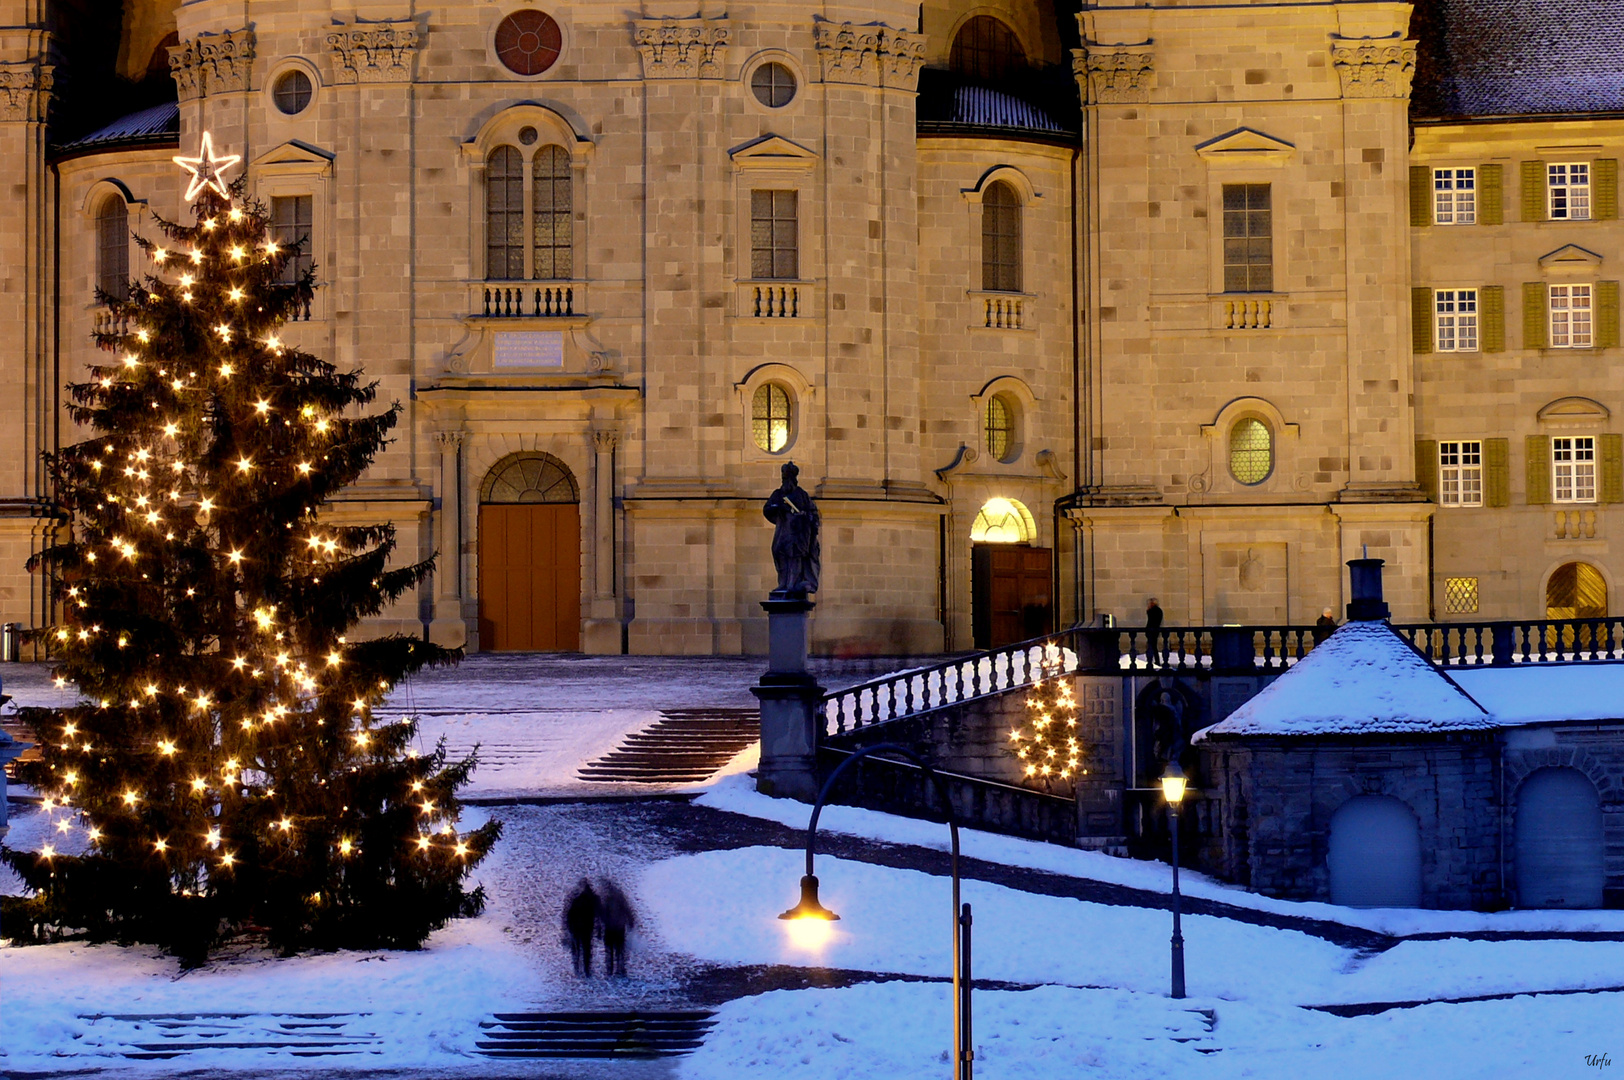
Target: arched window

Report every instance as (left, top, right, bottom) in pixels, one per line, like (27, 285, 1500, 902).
(970, 497, 1035, 544)
(751, 382, 793, 453)
(981, 181, 1021, 293)
(96, 195, 129, 302)
(532, 145, 573, 280)
(984, 393, 1017, 461)
(1228, 418, 1273, 485)
(950, 16, 1026, 82)
(486, 146, 525, 280)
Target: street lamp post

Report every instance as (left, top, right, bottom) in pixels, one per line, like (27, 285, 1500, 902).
(779, 742, 974, 1080)
(1160, 761, 1187, 999)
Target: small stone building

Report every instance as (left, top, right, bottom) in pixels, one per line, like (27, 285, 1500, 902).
(1198, 619, 1624, 910)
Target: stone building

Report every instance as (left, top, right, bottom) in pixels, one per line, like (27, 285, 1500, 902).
(2, 1, 1622, 656)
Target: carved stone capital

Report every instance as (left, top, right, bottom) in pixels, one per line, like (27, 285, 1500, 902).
(328, 20, 422, 84)
(1329, 34, 1416, 100)
(0, 61, 53, 122)
(592, 429, 619, 454)
(634, 17, 730, 79)
(169, 28, 254, 99)
(434, 430, 464, 453)
(1075, 43, 1153, 104)
(813, 20, 925, 89)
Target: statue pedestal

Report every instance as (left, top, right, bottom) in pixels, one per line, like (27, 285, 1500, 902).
(752, 595, 823, 801)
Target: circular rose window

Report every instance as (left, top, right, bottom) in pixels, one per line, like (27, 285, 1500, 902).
(495, 10, 562, 76)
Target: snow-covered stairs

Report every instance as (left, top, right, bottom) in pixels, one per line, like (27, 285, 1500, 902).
(79, 1012, 383, 1059)
(577, 708, 759, 784)
(476, 1009, 717, 1058)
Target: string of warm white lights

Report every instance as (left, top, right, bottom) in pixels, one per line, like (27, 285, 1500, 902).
(13, 134, 493, 957)
(1007, 642, 1086, 782)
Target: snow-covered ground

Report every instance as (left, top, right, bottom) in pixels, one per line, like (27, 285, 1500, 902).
(5, 658, 1624, 1079)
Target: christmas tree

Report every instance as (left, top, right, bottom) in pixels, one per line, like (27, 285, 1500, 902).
(1006, 642, 1086, 788)
(2, 134, 499, 963)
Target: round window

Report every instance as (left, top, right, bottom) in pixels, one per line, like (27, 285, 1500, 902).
(273, 69, 313, 116)
(1228, 418, 1273, 485)
(750, 62, 797, 108)
(751, 382, 793, 453)
(984, 394, 1016, 462)
(496, 10, 563, 76)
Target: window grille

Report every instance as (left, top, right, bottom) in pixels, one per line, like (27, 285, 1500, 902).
(486, 146, 525, 280)
(751, 383, 792, 453)
(270, 195, 313, 285)
(981, 182, 1022, 293)
(96, 197, 129, 301)
(1443, 577, 1480, 614)
(1222, 184, 1272, 293)
(1228, 418, 1273, 484)
(985, 395, 1014, 461)
(532, 145, 572, 280)
(750, 190, 798, 280)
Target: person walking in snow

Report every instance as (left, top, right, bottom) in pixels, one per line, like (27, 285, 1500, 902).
(599, 879, 636, 977)
(564, 879, 601, 976)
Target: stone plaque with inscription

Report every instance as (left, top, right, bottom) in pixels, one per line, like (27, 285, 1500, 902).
(493, 330, 564, 368)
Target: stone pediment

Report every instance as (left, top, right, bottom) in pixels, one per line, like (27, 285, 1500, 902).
(1195, 127, 1297, 166)
(252, 140, 335, 176)
(1537, 396, 1610, 423)
(1539, 243, 1603, 270)
(728, 134, 819, 170)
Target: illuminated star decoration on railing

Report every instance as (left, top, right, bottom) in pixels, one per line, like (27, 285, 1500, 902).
(172, 131, 241, 203)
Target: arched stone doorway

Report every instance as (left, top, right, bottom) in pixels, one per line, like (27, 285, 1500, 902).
(1515, 767, 1604, 909)
(478, 453, 581, 651)
(1328, 795, 1423, 908)
(1546, 561, 1607, 619)
(970, 497, 1049, 649)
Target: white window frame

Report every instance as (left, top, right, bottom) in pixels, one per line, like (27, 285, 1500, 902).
(1549, 162, 1592, 221)
(1438, 440, 1483, 507)
(1550, 283, 1594, 348)
(1433, 167, 1476, 225)
(1553, 436, 1597, 504)
(1435, 289, 1479, 352)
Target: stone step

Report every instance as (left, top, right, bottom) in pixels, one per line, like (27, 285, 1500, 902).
(476, 1010, 715, 1059)
(579, 708, 759, 784)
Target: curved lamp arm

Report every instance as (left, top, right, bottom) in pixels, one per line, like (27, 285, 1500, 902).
(802, 741, 961, 880)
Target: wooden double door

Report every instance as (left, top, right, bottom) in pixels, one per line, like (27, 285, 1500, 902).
(972, 543, 1052, 649)
(478, 503, 581, 651)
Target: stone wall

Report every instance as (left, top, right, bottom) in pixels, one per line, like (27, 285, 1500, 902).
(1504, 723, 1624, 907)
(1204, 736, 1503, 909)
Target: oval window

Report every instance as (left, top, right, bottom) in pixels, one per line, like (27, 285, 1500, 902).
(496, 10, 563, 76)
(273, 69, 312, 115)
(752, 382, 793, 453)
(751, 62, 796, 108)
(1228, 418, 1273, 485)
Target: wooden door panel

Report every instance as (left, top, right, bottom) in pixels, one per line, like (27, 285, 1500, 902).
(974, 544, 1052, 648)
(479, 504, 580, 651)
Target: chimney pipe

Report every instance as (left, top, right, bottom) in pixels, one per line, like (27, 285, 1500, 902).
(1346, 558, 1390, 622)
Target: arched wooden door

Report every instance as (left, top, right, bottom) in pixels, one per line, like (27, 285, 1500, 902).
(1546, 562, 1607, 619)
(1328, 795, 1423, 908)
(1515, 768, 1604, 909)
(477, 454, 581, 651)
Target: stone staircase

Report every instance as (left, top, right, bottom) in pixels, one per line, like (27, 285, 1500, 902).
(79, 1012, 382, 1060)
(577, 708, 758, 784)
(476, 1009, 716, 1058)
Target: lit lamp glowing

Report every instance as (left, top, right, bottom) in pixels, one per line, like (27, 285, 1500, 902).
(1161, 761, 1188, 1000)
(782, 742, 974, 1080)
(779, 873, 840, 950)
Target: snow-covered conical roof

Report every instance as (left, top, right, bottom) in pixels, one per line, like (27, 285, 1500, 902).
(1196, 620, 1494, 739)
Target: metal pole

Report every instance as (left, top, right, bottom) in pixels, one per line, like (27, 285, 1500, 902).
(1170, 804, 1185, 999)
(800, 743, 969, 1077)
(959, 902, 973, 1080)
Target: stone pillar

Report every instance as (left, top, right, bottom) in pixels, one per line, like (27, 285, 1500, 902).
(583, 429, 622, 654)
(752, 596, 824, 801)
(428, 430, 466, 648)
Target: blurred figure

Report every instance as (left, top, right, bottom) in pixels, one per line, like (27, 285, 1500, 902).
(599, 879, 636, 977)
(1145, 597, 1167, 667)
(1313, 607, 1338, 645)
(564, 879, 600, 976)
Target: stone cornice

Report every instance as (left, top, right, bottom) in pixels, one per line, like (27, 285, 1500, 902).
(327, 20, 421, 84)
(168, 27, 254, 100)
(634, 16, 730, 79)
(1329, 34, 1416, 100)
(0, 60, 53, 122)
(812, 19, 925, 90)
(1074, 42, 1153, 105)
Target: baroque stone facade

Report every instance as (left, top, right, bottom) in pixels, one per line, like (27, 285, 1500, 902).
(2, 0, 1623, 656)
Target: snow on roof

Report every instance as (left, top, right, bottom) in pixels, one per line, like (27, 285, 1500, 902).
(1450, 664, 1624, 727)
(1196, 620, 1493, 740)
(55, 102, 180, 154)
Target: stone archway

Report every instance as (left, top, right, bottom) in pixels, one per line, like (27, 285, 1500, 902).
(477, 453, 581, 651)
(1328, 794, 1423, 908)
(1515, 767, 1604, 909)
